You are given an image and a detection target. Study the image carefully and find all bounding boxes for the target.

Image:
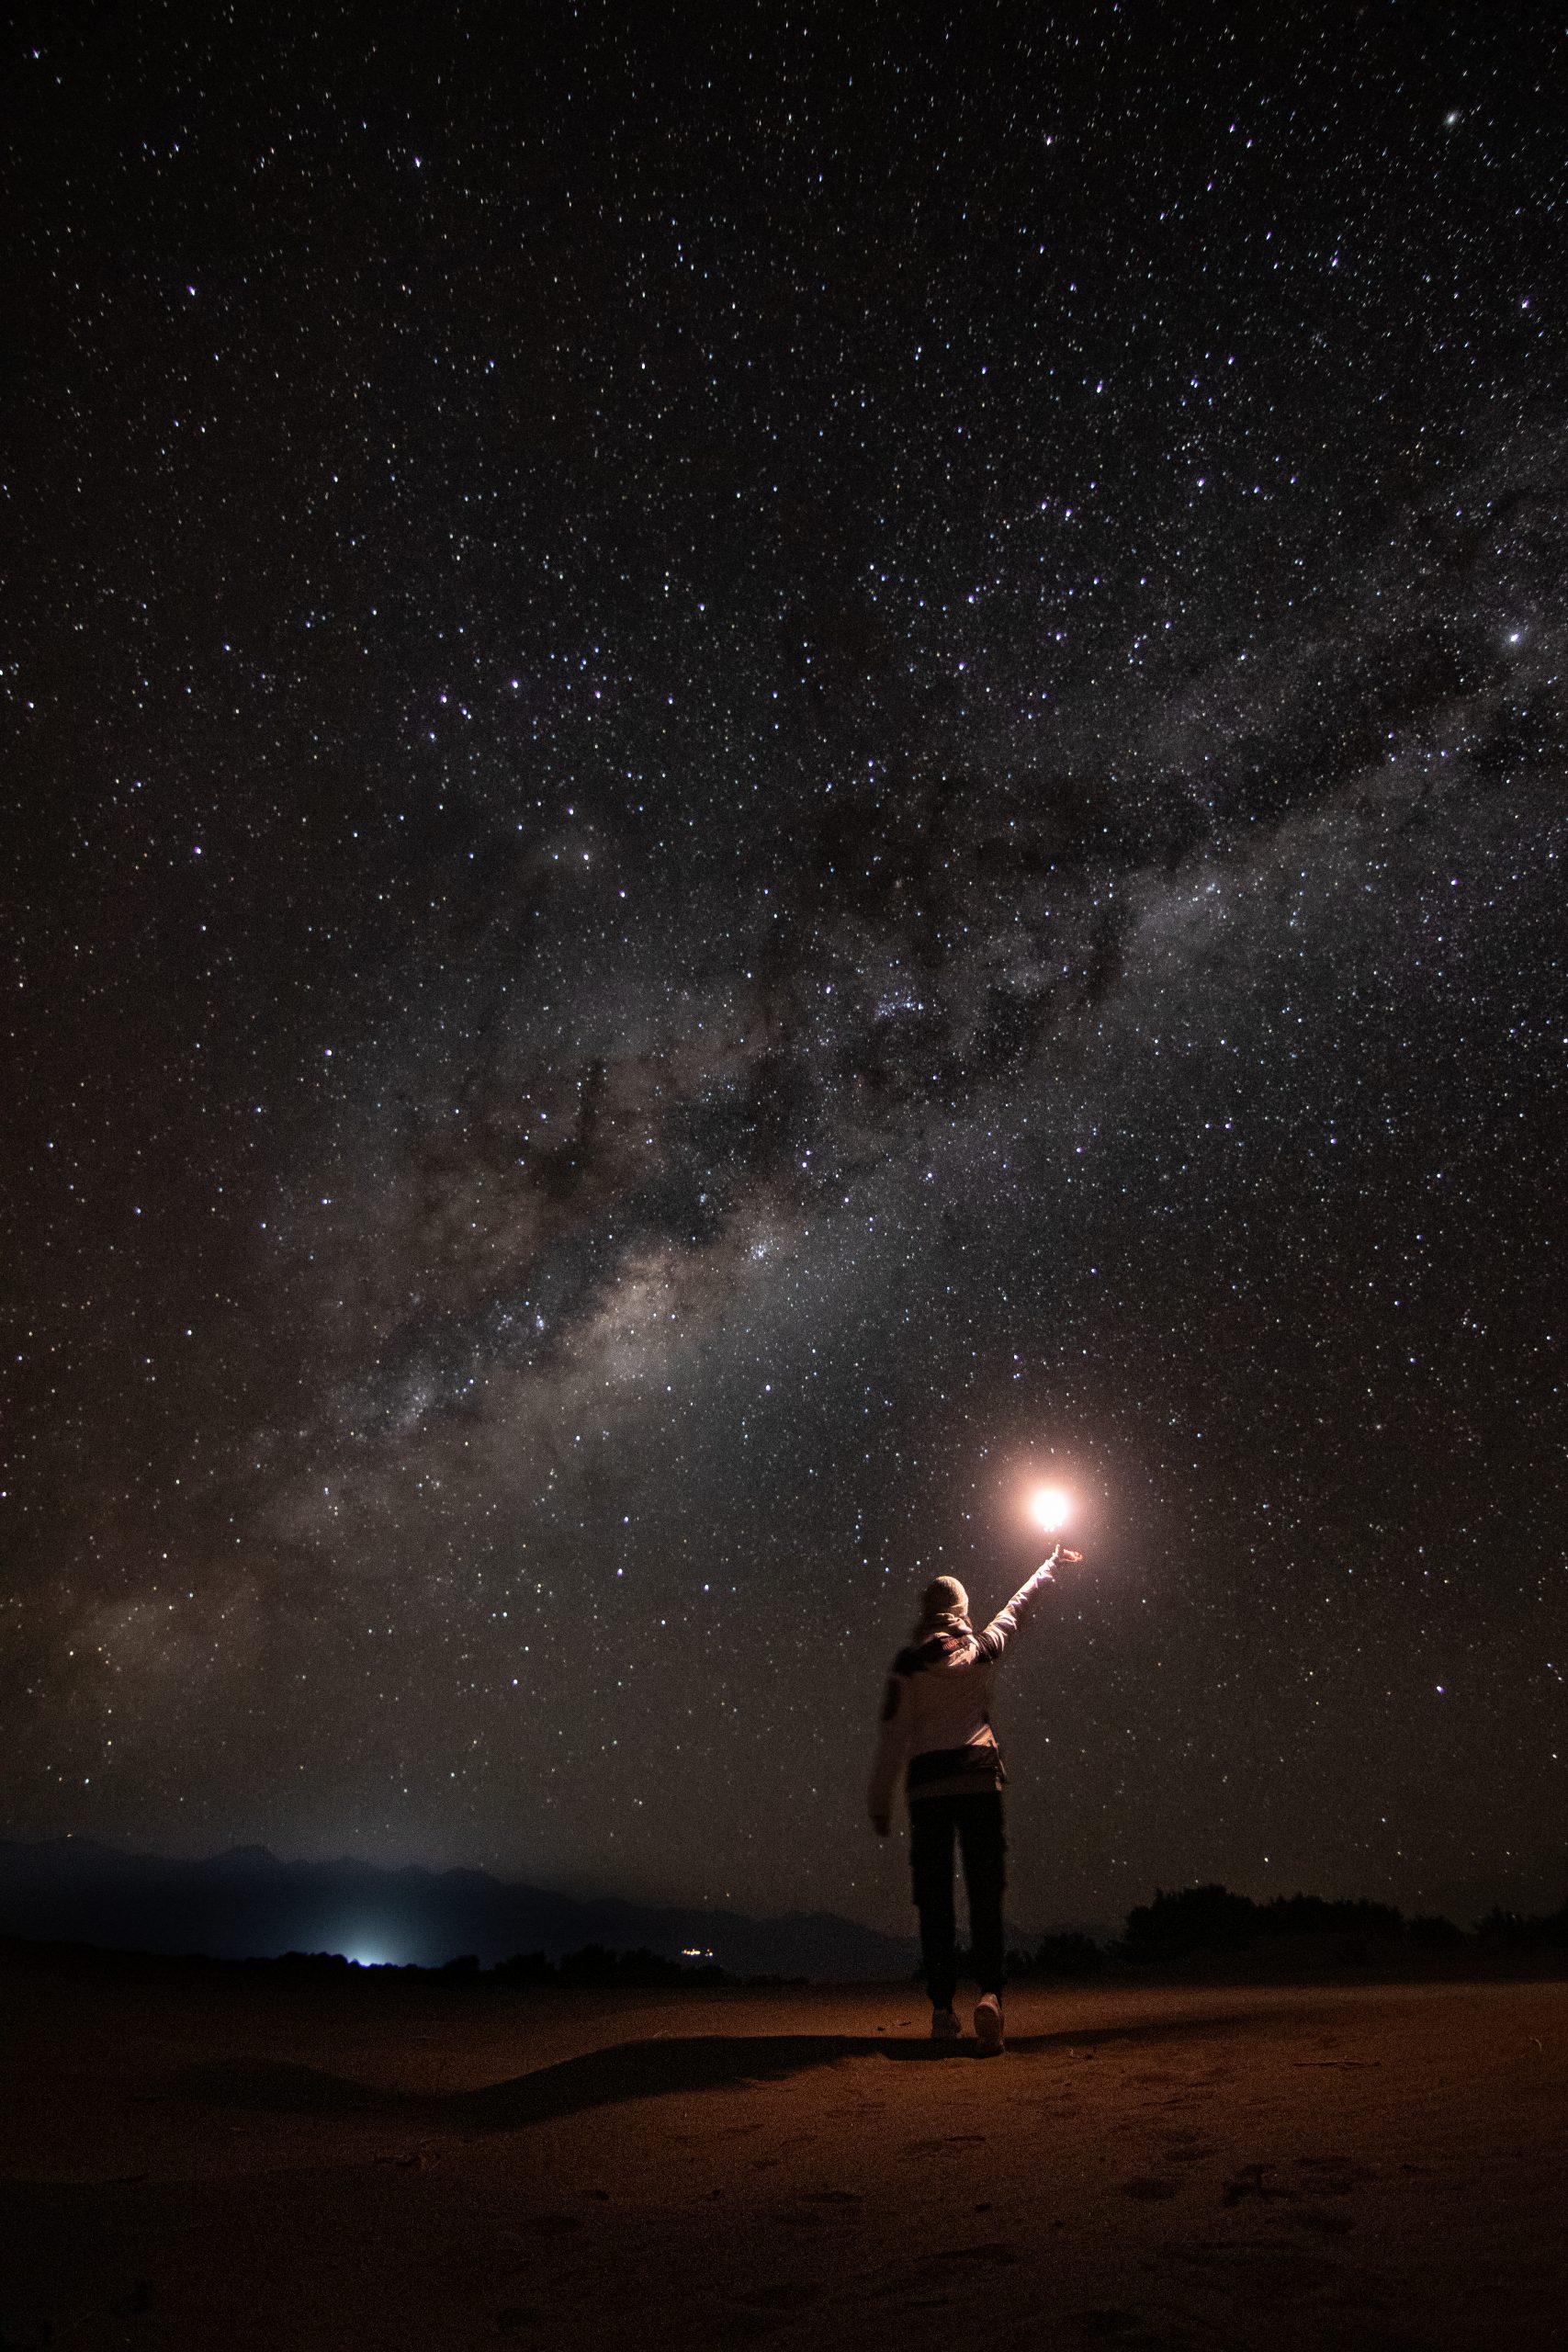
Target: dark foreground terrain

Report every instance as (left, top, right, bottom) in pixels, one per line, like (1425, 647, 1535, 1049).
(2, 1941, 1564, 2350)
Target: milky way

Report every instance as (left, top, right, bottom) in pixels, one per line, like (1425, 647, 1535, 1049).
(7, 7, 1566, 1935)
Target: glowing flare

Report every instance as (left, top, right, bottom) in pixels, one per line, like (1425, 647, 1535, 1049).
(1029, 1485, 1072, 1532)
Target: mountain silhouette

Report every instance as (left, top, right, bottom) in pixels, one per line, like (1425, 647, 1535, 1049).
(0, 1837, 917, 1979)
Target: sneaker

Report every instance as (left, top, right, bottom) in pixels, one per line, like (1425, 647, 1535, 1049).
(931, 2006, 962, 2041)
(974, 1994, 1005, 2054)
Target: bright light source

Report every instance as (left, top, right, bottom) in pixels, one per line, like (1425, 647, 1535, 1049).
(1029, 1486, 1072, 1532)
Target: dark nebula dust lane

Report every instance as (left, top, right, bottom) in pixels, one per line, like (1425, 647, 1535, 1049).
(6, 7, 1567, 1935)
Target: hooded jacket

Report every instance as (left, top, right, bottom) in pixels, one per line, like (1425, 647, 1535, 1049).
(866, 1559, 1055, 1817)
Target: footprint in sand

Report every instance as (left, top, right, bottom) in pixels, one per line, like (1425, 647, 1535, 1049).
(1221, 2164, 1290, 2207)
(1218, 2161, 1359, 2230)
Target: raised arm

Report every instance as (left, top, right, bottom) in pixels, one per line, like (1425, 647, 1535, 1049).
(972, 1546, 1077, 1661)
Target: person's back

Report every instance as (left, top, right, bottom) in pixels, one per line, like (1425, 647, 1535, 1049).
(872, 1605, 1019, 1804)
(868, 1552, 1076, 2049)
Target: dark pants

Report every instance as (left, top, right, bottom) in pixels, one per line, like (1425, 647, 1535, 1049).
(908, 1791, 1007, 2009)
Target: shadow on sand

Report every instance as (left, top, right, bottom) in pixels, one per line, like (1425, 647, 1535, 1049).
(170, 2000, 1317, 2135)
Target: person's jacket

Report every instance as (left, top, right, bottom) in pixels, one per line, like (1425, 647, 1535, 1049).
(866, 1558, 1055, 1817)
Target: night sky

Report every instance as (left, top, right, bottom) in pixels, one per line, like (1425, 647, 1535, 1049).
(7, 6, 1567, 1939)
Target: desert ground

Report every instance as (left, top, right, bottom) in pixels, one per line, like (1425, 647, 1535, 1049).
(2, 1942, 1564, 2351)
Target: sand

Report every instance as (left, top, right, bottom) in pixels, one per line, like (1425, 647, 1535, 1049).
(2, 1941, 1565, 2350)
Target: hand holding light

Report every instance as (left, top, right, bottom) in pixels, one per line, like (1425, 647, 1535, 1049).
(1027, 1487, 1082, 1576)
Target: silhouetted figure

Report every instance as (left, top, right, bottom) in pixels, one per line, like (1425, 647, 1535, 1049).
(869, 1550, 1077, 2051)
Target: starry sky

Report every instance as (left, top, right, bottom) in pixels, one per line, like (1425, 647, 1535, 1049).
(6, 4, 1567, 1938)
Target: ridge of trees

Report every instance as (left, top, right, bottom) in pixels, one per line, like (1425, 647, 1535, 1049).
(1005, 1884, 1568, 1977)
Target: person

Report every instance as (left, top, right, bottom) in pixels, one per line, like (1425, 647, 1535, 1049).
(867, 1548, 1079, 2052)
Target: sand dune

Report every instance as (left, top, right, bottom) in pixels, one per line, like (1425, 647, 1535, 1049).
(2, 1941, 1564, 2349)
